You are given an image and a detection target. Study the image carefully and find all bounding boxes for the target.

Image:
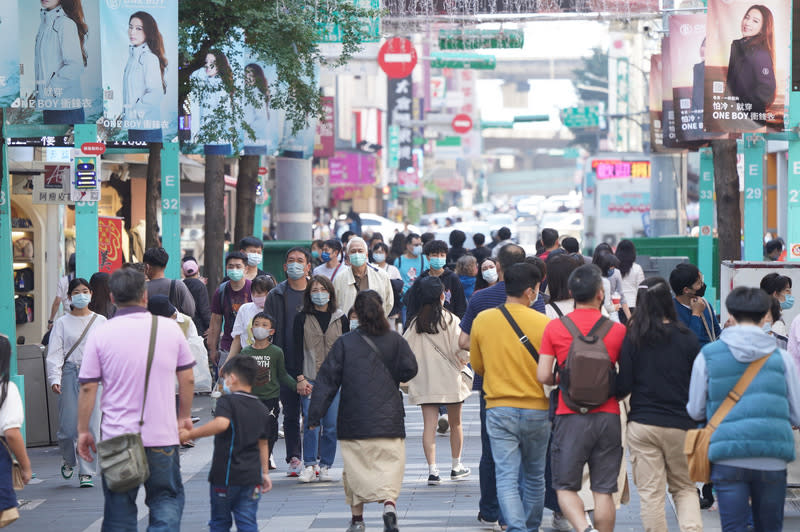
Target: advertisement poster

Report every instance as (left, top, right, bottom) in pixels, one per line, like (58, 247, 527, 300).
(649, 54, 664, 152)
(240, 55, 281, 156)
(313, 96, 335, 158)
(329, 151, 377, 187)
(0, 0, 20, 107)
(8, 0, 103, 128)
(705, 0, 790, 132)
(661, 37, 679, 148)
(99, 0, 178, 143)
(387, 76, 413, 171)
(33, 165, 72, 204)
(669, 14, 708, 142)
(98, 216, 124, 274)
(185, 47, 237, 153)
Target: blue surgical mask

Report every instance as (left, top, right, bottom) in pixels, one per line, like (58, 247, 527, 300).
(412, 245, 423, 257)
(227, 268, 244, 282)
(321, 251, 331, 263)
(310, 292, 330, 307)
(311, 250, 320, 259)
(286, 262, 306, 280)
(349, 253, 367, 267)
(350, 319, 359, 330)
(71, 293, 91, 309)
(430, 257, 446, 270)
(762, 322, 773, 334)
(373, 253, 386, 264)
(781, 295, 795, 310)
(222, 381, 232, 394)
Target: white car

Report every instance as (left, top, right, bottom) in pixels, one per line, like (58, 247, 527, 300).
(337, 213, 420, 240)
(538, 212, 584, 242)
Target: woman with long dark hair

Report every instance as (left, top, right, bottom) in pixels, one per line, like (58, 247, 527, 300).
(123, 11, 168, 142)
(293, 275, 348, 483)
(615, 239, 645, 323)
(760, 273, 792, 340)
(616, 277, 703, 532)
(88, 272, 115, 319)
(308, 290, 417, 532)
(726, 4, 776, 122)
(242, 63, 271, 155)
(544, 253, 582, 319)
(474, 257, 498, 292)
(45, 277, 106, 488)
(191, 49, 234, 148)
(0, 336, 32, 525)
(36, 0, 88, 124)
(403, 277, 471, 485)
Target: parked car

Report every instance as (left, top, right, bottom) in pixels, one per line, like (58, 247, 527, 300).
(334, 213, 419, 240)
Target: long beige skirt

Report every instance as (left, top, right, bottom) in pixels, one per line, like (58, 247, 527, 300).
(340, 438, 406, 506)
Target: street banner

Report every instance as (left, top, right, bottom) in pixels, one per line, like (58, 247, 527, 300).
(239, 56, 281, 156)
(314, 96, 335, 158)
(649, 54, 665, 152)
(329, 151, 377, 186)
(99, 0, 178, 143)
(669, 14, 708, 142)
(0, 0, 20, 107)
(33, 165, 72, 204)
(661, 37, 680, 148)
(8, 0, 103, 128)
(98, 216, 124, 273)
(185, 47, 236, 153)
(704, 0, 790, 132)
(387, 75, 413, 171)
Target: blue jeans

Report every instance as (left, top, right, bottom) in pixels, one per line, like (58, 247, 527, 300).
(479, 391, 503, 524)
(209, 484, 260, 532)
(711, 463, 786, 532)
(101, 446, 184, 532)
(486, 407, 550, 532)
(300, 381, 339, 467)
(58, 362, 101, 475)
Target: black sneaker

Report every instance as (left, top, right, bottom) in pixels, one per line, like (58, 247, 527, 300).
(451, 465, 471, 480)
(427, 474, 441, 485)
(383, 510, 399, 532)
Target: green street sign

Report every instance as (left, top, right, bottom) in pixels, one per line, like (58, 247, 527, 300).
(430, 52, 496, 70)
(561, 105, 600, 128)
(388, 125, 400, 169)
(412, 136, 426, 146)
(318, 0, 380, 43)
(439, 29, 524, 50)
(436, 136, 462, 147)
(562, 147, 580, 158)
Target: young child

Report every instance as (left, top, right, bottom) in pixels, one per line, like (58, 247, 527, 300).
(229, 275, 276, 358)
(236, 312, 311, 460)
(179, 356, 272, 531)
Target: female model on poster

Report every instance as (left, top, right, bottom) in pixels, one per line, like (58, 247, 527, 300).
(242, 63, 270, 155)
(123, 11, 168, 142)
(191, 50, 234, 152)
(35, 0, 88, 125)
(726, 4, 776, 121)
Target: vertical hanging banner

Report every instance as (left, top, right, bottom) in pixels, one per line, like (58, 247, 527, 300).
(705, 0, 790, 133)
(387, 76, 413, 171)
(649, 54, 665, 152)
(0, 0, 20, 107)
(97, 216, 123, 273)
(661, 37, 680, 148)
(8, 0, 103, 129)
(99, 0, 178, 143)
(313, 96, 335, 158)
(669, 14, 708, 142)
(183, 46, 237, 154)
(240, 54, 282, 156)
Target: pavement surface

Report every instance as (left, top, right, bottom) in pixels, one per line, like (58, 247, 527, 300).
(14, 393, 800, 531)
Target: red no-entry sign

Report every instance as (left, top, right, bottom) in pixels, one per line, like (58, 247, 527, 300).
(452, 114, 473, 134)
(378, 37, 417, 79)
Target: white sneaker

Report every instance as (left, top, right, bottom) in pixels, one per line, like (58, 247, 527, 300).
(318, 465, 335, 482)
(298, 465, 316, 483)
(287, 457, 303, 477)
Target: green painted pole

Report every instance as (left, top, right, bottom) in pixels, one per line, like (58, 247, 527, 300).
(742, 133, 765, 261)
(788, 9, 800, 262)
(160, 142, 181, 279)
(74, 124, 99, 279)
(698, 147, 716, 304)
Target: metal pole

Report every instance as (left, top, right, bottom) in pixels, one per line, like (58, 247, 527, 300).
(275, 157, 312, 241)
(742, 133, 765, 261)
(74, 124, 99, 279)
(649, 152, 683, 236)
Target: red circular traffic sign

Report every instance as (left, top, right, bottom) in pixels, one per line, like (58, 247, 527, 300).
(258, 167, 268, 176)
(378, 37, 417, 79)
(81, 142, 106, 155)
(452, 114, 473, 134)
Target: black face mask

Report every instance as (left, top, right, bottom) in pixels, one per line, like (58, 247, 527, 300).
(692, 283, 707, 298)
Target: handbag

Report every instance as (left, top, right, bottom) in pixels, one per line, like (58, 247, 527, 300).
(684, 355, 769, 483)
(0, 438, 23, 491)
(97, 315, 158, 493)
(63, 313, 98, 363)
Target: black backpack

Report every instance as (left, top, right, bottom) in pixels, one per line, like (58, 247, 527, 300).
(15, 296, 33, 324)
(14, 268, 34, 292)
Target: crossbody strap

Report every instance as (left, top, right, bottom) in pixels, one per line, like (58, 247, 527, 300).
(63, 313, 98, 363)
(707, 355, 769, 430)
(548, 301, 564, 318)
(139, 315, 159, 429)
(699, 309, 716, 342)
(498, 304, 539, 363)
(421, 331, 463, 374)
(357, 332, 396, 380)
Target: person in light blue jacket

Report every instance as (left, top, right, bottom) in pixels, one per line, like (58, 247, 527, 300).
(190, 50, 234, 154)
(123, 11, 167, 142)
(687, 287, 800, 532)
(241, 63, 271, 155)
(35, 0, 88, 125)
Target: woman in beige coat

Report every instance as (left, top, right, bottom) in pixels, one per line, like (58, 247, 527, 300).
(404, 276, 472, 486)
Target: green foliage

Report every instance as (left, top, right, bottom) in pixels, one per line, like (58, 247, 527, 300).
(179, 0, 380, 140)
(572, 46, 608, 102)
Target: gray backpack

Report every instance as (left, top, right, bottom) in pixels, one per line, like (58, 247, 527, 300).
(558, 316, 616, 414)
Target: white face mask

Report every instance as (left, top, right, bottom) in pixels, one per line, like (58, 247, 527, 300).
(482, 268, 498, 283)
(252, 327, 272, 341)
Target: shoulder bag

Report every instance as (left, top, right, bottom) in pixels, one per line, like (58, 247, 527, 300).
(684, 354, 769, 483)
(63, 313, 98, 363)
(97, 315, 158, 493)
(422, 333, 474, 390)
(0, 438, 23, 491)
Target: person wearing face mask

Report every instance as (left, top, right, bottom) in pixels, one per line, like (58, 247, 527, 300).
(310, 239, 325, 268)
(143, 247, 196, 318)
(208, 252, 253, 372)
(181, 257, 211, 338)
(475, 258, 499, 292)
(759, 273, 793, 339)
(46, 278, 107, 488)
(264, 247, 312, 477)
(371, 242, 404, 331)
(234, 236, 267, 282)
(313, 239, 344, 281)
(292, 276, 349, 483)
(334, 237, 394, 321)
(470, 263, 554, 531)
(229, 275, 277, 359)
(235, 312, 311, 464)
(593, 252, 631, 323)
(404, 240, 467, 327)
(670, 263, 722, 348)
(395, 233, 429, 297)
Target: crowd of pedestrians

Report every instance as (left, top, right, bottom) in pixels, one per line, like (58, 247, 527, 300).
(4, 226, 800, 532)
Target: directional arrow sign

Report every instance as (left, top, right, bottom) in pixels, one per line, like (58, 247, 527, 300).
(452, 114, 473, 134)
(378, 37, 417, 79)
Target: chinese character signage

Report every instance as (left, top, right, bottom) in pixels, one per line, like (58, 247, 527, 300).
(99, 0, 178, 143)
(329, 151, 376, 186)
(314, 96, 335, 158)
(0, 0, 20, 107)
(98, 216, 123, 274)
(387, 75, 413, 171)
(704, 0, 790, 132)
(7, 0, 103, 129)
(668, 14, 708, 142)
(33, 165, 72, 204)
(649, 54, 664, 151)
